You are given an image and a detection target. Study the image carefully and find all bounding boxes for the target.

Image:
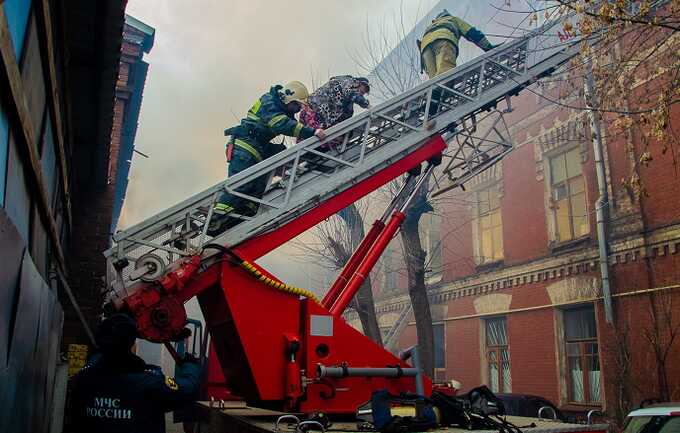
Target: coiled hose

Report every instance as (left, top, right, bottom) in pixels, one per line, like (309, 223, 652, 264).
(203, 243, 319, 303)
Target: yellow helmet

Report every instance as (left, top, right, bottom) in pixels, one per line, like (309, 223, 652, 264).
(281, 81, 310, 106)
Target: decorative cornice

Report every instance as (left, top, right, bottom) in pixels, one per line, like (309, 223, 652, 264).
(368, 225, 680, 314)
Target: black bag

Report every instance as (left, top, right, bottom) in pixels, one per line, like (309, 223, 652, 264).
(468, 385, 505, 416)
(370, 389, 438, 433)
(429, 391, 471, 428)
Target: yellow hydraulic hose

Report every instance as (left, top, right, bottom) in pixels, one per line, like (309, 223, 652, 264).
(240, 260, 320, 304)
(202, 243, 320, 303)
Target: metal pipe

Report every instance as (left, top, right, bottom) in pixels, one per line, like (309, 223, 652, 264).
(322, 175, 416, 308)
(399, 346, 425, 396)
(399, 165, 435, 214)
(380, 173, 418, 222)
(584, 60, 614, 324)
(56, 268, 98, 347)
(317, 365, 418, 378)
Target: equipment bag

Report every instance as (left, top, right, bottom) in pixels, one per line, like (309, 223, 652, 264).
(467, 385, 505, 416)
(370, 389, 438, 433)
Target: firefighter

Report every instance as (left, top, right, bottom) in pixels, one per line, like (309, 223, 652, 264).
(69, 314, 201, 433)
(208, 81, 325, 236)
(418, 9, 495, 79)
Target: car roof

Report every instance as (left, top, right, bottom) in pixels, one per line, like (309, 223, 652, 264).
(628, 403, 680, 417)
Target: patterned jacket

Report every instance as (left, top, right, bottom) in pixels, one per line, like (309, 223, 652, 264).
(308, 75, 370, 128)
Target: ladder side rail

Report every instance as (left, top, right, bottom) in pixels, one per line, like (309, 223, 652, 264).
(223, 43, 580, 247)
(106, 27, 537, 250)
(200, 50, 517, 221)
(110, 8, 575, 243)
(210, 133, 442, 252)
(385, 304, 413, 351)
(110, 188, 222, 243)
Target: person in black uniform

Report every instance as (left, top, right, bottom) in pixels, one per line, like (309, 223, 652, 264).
(69, 314, 201, 433)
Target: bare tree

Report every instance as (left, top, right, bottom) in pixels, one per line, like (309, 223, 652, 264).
(500, 0, 680, 196)
(292, 200, 383, 345)
(643, 290, 680, 401)
(504, 0, 680, 414)
(349, 1, 444, 376)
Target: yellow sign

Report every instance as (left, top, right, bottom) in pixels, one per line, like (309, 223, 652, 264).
(67, 344, 89, 377)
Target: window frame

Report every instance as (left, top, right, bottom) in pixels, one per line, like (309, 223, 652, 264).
(483, 316, 511, 393)
(563, 306, 601, 405)
(545, 146, 589, 245)
(473, 184, 504, 266)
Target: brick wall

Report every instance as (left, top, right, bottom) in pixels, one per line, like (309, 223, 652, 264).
(64, 24, 148, 348)
(507, 309, 559, 402)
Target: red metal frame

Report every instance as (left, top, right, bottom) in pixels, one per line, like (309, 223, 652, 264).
(119, 135, 446, 413)
(234, 135, 446, 260)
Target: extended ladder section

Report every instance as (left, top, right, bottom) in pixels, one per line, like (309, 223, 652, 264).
(384, 304, 413, 353)
(104, 12, 584, 297)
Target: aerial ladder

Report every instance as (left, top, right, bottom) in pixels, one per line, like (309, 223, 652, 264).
(104, 12, 585, 414)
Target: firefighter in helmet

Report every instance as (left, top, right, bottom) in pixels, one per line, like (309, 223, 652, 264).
(208, 81, 326, 236)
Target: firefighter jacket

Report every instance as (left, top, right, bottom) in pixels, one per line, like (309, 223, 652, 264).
(420, 15, 493, 57)
(224, 85, 316, 162)
(69, 352, 201, 433)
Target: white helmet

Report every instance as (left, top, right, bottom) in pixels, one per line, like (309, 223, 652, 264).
(280, 81, 310, 106)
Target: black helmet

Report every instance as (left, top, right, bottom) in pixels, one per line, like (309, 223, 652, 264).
(436, 9, 452, 19)
(95, 313, 138, 355)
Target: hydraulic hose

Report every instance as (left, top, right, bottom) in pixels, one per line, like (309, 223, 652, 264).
(203, 243, 319, 303)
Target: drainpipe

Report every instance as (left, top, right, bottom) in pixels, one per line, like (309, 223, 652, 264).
(584, 60, 614, 324)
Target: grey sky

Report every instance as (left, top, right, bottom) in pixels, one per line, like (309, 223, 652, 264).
(119, 0, 444, 288)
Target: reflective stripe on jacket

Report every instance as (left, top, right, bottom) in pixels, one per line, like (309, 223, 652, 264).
(228, 85, 316, 151)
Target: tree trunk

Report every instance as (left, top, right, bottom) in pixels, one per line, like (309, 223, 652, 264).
(354, 279, 383, 346)
(399, 193, 435, 378)
(338, 204, 383, 346)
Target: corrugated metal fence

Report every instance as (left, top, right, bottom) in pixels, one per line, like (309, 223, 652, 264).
(0, 210, 64, 432)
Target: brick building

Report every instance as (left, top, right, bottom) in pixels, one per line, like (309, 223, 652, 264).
(63, 13, 154, 367)
(340, 0, 680, 421)
(357, 39, 680, 423)
(0, 2, 152, 432)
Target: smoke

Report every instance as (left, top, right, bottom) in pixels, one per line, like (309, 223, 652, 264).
(119, 0, 440, 284)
